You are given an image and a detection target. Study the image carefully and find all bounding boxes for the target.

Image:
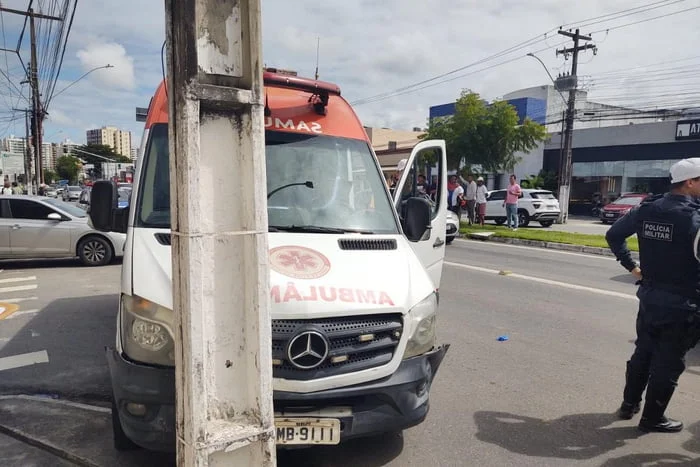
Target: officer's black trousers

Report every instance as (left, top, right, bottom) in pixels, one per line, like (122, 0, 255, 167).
(623, 300, 692, 421)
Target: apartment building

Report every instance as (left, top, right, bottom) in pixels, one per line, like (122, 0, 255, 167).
(86, 126, 132, 157)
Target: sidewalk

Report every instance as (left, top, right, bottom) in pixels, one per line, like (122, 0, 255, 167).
(0, 395, 174, 466)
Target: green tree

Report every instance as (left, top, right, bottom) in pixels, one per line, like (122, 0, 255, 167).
(422, 90, 548, 173)
(55, 155, 82, 183)
(43, 169, 57, 184)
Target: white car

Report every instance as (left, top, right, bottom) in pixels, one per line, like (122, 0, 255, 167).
(484, 188, 560, 227)
(0, 195, 126, 266)
(446, 209, 459, 244)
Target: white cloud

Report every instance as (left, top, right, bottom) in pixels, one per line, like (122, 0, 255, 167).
(76, 42, 136, 90)
(0, 0, 697, 144)
(46, 109, 75, 127)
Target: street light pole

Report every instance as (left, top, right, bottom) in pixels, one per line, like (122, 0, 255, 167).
(50, 64, 114, 101)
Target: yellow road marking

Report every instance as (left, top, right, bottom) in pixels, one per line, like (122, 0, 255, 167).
(0, 303, 20, 320)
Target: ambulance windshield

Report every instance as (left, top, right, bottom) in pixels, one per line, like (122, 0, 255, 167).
(136, 124, 399, 235)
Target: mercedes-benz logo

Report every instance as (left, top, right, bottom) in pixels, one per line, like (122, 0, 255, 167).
(287, 330, 329, 370)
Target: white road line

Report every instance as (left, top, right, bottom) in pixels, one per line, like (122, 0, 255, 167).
(0, 350, 49, 371)
(1, 296, 38, 303)
(453, 238, 620, 261)
(444, 261, 638, 301)
(0, 337, 9, 343)
(0, 284, 37, 294)
(0, 276, 36, 284)
(0, 395, 110, 413)
(6, 309, 39, 319)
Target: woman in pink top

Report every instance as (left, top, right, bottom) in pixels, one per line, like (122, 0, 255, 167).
(503, 174, 522, 229)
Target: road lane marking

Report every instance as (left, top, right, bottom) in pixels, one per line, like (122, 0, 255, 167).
(0, 303, 20, 320)
(453, 238, 619, 261)
(0, 276, 36, 284)
(1, 296, 38, 303)
(6, 309, 39, 319)
(0, 395, 110, 413)
(0, 284, 37, 294)
(0, 350, 49, 371)
(444, 261, 638, 301)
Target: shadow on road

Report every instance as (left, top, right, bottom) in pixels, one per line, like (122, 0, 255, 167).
(608, 274, 639, 285)
(473, 411, 641, 460)
(0, 294, 117, 403)
(277, 431, 404, 467)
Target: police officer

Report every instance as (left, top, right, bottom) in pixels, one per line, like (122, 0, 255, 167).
(606, 157, 700, 433)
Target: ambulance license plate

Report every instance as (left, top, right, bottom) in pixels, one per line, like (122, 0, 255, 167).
(275, 418, 340, 445)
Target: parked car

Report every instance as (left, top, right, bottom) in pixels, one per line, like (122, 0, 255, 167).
(446, 209, 458, 244)
(484, 189, 561, 227)
(44, 186, 58, 198)
(62, 185, 82, 202)
(600, 193, 648, 224)
(0, 195, 126, 266)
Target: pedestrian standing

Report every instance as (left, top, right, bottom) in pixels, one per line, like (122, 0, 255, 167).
(465, 175, 477, 225)
(606, 157, 700, 433)
(475, 176, 488, 226)
(448, 175, 464, 220)
(1, 179, 13, 195)
(503, 174, 522, 230)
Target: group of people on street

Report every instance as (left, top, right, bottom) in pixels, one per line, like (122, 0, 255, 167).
(0, 179, 22, 195)
(448, 174, 489, 226)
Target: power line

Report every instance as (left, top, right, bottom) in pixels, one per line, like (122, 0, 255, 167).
(351, 0, 693, 106)
(591, 4, 700, 34)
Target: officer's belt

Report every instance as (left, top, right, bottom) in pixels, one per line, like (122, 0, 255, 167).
(640, 279, 700, 299)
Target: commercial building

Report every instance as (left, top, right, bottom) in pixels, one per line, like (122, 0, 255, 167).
(86, 126, 132, 157)
(366, 127, 425, 174)
(429, 84, 686, 190)
(130, 147, 138, 161)
(544, 118, 700, 213)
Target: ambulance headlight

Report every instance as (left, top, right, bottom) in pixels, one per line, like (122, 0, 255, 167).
(403, 293, 437, 359)
(121, 294, 175, 366)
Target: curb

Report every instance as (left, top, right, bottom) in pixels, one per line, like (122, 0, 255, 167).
(461, 233, 637, 258)
(0, 422, 99, 467)
(0, 395, 107, 467)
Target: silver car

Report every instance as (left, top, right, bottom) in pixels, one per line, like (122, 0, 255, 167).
(63, 185, 82, 202)
(0, 195, 126, 266)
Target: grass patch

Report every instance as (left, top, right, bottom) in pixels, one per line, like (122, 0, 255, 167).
(460, 223, 639, 252)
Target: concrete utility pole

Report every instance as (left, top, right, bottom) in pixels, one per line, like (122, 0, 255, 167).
(12, 108, 34, 194)
(555, 28, 595, 223)
(0, 6, 63, 188)
(165, 1, 275, 466)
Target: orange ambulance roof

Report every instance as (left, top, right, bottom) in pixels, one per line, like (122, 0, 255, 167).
(144, 74, 369, 142)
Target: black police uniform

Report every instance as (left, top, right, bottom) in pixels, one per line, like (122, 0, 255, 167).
(606, 193, 700, 431)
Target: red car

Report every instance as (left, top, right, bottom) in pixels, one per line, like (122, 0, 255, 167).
(600, 193, 649, 224)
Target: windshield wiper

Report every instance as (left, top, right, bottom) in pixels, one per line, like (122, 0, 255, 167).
(269, 225, 374, 234)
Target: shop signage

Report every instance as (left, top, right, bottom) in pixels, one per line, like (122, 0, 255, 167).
(676, 119, 700, 140)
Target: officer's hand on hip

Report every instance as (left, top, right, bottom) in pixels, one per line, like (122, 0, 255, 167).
(631, 267, 642, 281)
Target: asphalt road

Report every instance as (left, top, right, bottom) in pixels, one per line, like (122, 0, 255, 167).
(1, 242, 700, 466)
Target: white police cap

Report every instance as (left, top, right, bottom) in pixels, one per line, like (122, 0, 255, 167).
(670, 158, 700, 184)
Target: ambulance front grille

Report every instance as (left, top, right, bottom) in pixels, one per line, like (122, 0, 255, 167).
(271, 314, 403, 380)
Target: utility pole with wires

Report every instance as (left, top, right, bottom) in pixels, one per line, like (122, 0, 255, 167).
(0, 6, 63, 189)
(555, 28, 596, 223)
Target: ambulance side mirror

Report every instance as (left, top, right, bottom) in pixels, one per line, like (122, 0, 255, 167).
(404, 197, 432, 242)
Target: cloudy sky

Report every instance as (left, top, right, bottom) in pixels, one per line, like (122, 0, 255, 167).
(0, 0, 698, 146)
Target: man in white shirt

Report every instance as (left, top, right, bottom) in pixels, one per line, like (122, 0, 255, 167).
(465, 175, 477, 225)
(475, 176, 489, 226)
(0, 179, 13, 195)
